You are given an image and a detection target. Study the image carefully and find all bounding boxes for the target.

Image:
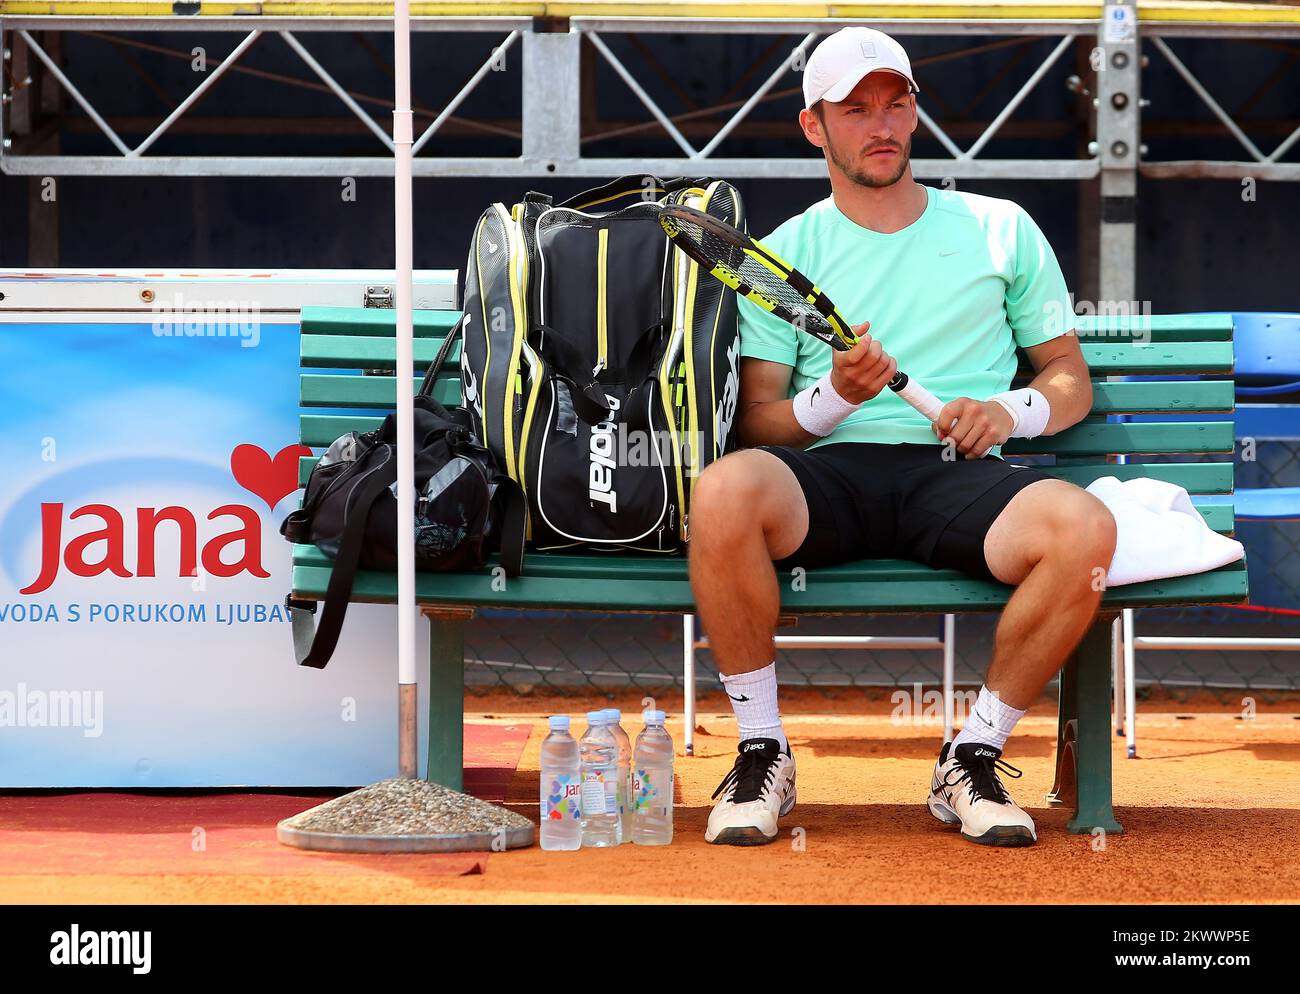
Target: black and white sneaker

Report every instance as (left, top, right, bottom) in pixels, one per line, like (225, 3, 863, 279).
(705, 738, 797, 846)
(928, 741, 1037, 847)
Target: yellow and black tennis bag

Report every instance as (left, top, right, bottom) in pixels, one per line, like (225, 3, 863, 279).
(459, 174, 744, 553)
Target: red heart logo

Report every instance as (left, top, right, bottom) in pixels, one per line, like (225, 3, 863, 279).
(230, 443, 313, 511)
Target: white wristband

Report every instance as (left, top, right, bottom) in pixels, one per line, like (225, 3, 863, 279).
(989, 387, 1051, 439)
(793, 372, 859, 437)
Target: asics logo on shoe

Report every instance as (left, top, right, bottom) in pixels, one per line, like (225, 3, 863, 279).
(727, 693, 751, 703)
(974, 747, 997, 759)
(743, 741, 769, 752)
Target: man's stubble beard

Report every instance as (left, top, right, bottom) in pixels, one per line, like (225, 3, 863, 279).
(825, 128, 912, 189)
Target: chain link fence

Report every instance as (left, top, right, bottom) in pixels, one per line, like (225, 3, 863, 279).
(464, 441, 1300, 700)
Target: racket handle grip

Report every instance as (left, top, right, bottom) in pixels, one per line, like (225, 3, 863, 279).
(889, 372, 945, 423)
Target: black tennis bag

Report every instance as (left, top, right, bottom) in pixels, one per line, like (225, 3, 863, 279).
(281, 356, 524, 669)
(459, 174, 745, 553)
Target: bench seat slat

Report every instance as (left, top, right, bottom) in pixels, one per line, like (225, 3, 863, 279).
(293, 515, 1238, 580)
(301, 373, 460, 409)
(1075, 312, 1233, 340)
(1003, 421, 1234, 456)
(290, 558, 1246, 614)
(301, 334, 460, 370)
(1079, 342, 1233, 374)
(1043, 461, 1232, 494)
(1089, 380, 1233, 413)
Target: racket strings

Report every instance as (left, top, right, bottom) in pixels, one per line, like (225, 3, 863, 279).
(671, 215, 836, 338)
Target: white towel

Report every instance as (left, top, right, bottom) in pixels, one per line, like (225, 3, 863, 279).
(1085, 476, 1245, 587)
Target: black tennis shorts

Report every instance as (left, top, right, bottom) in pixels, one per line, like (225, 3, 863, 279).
(759, 442, 1053, 582)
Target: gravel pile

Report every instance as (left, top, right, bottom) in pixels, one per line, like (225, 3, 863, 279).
(280, 778, 532, 837)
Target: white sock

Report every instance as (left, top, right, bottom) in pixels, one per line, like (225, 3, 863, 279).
(720, 662, 788, 752)
(952, 685, 1025, 753)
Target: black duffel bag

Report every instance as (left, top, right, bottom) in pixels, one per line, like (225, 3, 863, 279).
(281, 323, 524, 669)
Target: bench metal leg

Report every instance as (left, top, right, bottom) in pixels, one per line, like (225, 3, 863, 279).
(1049, 616, 1124, 835)
(424, 609, 467, 791)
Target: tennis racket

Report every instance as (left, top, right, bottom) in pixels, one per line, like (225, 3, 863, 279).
(658, 203, 945, 423)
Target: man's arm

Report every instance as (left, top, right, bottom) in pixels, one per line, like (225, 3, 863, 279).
(1021, 332, 1093, 433)
(932, 332, 1092, 458)
(738, 322, 898, 448)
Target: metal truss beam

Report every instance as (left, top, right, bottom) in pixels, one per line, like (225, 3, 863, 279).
(1139, 161, 1300, 180)
(570, 17, 1100, 37)
(1151, 35, 1300, 166)
(0, 155, 1101, 179)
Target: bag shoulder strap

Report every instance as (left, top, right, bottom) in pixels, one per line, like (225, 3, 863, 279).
(292, 454, 399, 669)
(495, 475, 527, 577)
(555, 175, 707, 212)
(419, 313, 466, 398)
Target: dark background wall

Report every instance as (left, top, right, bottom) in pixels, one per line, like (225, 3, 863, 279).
(6, 173, 1299, 314)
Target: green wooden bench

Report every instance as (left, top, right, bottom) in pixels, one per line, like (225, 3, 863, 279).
(290, 307, 1248, 836)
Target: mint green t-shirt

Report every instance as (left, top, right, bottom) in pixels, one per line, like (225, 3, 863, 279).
(738, 186, 1075, 448)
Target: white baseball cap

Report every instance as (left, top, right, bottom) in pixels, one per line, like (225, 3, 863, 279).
(802, 27, 919, 110)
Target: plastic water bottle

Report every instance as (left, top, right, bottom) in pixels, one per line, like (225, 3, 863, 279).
(539, 716, 582, 851)
(579, 710, 620, 847)
(632, 710, 674, 846)
(604, 708, 633, 844)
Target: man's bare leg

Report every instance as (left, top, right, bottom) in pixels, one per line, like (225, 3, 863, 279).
(930, 479, 1116, 847)
(689, 449, 810, 845)
(981, 479, 1117, 709)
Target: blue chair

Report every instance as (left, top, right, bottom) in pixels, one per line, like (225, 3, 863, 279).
(1231, 312, 1300, 521)
(1119, 313, 1300, 756)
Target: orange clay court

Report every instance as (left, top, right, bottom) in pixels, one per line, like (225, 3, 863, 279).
(2, 688, 1297, 905)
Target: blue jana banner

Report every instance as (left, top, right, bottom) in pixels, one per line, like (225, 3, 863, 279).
(0, 321, 420, 786)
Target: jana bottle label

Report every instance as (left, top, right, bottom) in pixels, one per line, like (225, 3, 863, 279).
(542, 774, 582, 821)
(580, 771, 617, 816)
(633, 768, 672, 815)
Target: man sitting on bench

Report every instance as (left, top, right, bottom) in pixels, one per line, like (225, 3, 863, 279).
(689, 27, 1116, 848)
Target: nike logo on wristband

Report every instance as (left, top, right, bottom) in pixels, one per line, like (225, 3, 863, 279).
(1024, 397, 1033, 406)
(811, 387, 822, 403)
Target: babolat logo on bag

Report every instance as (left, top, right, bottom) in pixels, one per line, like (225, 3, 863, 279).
(589, 396, 621, 512)
(458, 175, 746, 553)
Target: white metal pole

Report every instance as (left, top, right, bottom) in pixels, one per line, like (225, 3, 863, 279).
(1112, 615, 1124, 736)
(683, 614, 696, 757)
(394, 0, 419, 779)
(1122, 607, 1137, 759)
